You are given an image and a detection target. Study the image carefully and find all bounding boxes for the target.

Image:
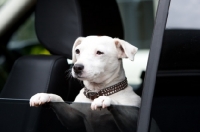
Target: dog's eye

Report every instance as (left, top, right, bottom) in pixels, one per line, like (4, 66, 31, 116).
(75, 49, 80, 54)
(96, 51, 104, 55)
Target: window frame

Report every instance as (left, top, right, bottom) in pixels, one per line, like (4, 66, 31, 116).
(136, 0, 171, 132)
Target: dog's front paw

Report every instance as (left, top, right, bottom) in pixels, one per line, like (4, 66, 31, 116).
(91, 96, 111, 110)
(30, 93, 51, 107)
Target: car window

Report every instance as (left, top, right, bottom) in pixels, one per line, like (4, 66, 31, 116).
(150, 0, 200, 131)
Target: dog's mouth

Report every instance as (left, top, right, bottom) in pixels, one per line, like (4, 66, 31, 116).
(73, 72, 85, 80)
(74, 72, 97, 82)
(76, 74, 83, 79)
(72, 68, 101, 82)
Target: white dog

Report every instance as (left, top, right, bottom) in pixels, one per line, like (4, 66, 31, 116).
(30, 36, 141, 110)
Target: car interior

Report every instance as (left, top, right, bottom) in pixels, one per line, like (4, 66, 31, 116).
(0, 0, 200, 132)
(0, 0, 126, 132)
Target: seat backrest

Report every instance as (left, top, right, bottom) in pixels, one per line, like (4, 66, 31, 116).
(158, 29, 200, 71)
(0, 55, 69, 100)
(154, 29, 200, 97)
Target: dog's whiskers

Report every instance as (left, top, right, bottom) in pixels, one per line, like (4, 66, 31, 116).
(65, 69, 73, 79)
(65, 68, 84, 87)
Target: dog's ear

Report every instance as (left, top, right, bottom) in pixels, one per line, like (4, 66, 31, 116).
(114, 38, 138, 61)
(72, 37, 84, 63)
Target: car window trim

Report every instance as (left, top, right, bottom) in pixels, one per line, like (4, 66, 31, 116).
(136, 0, 171, 132)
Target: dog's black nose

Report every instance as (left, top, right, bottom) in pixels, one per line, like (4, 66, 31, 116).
(73, 64, 84, 73)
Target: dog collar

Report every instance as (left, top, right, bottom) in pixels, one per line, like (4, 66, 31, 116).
(84, 78, 128, 100)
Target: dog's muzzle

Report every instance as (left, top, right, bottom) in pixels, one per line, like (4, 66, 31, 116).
(73, 64, 84, 74)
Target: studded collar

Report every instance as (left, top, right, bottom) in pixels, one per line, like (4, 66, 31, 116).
(84, 78, 128, 100)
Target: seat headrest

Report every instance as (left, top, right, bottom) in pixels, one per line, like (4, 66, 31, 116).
(35, 0, 124, 59)
(158, 29, 200, 70)
(35, 0, 82, 59)
(78, 0, 124, 38)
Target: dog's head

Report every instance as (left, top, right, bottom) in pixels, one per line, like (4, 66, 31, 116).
(71, 36, 138, 83)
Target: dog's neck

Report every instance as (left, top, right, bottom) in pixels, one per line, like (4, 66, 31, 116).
(83, 62, 126, 92)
